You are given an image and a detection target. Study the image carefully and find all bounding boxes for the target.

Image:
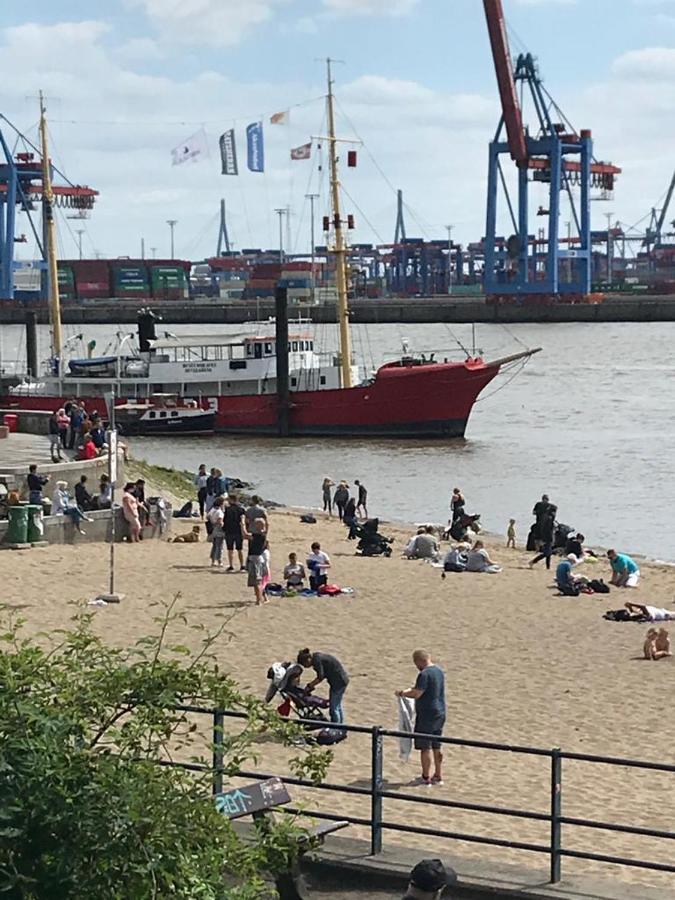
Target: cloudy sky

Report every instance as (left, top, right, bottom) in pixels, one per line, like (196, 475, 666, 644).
(3, 0, 674, 261)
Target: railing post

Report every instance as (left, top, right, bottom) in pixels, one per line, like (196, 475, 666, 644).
(212, 708, 224, 796)
(550, 748, 562, 883)
(370, 726, 383, 855)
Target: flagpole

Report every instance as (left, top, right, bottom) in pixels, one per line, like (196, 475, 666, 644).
(326, 58, 352, 389)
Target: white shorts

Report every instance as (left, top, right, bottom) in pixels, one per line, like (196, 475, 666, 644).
(626, 570, 640, 588)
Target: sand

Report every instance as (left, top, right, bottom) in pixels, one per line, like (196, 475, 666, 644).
(2, 508, 675, 894)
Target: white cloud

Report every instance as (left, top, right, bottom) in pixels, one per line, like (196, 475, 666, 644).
(127, 0, 288, 48)
(611, 46, 675, 79)
(322, 0, 419, 14)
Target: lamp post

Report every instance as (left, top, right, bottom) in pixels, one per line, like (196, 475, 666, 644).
(76, 229, 84, 260)
(446, 224, 454, 295)
(166, 219, 177, 259)
(91, 389, 124, 604)
(605, 212, 613, 285)
(274, 208, 287, 264)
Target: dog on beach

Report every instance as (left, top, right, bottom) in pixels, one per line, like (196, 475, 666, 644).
(172, 525, 201, 543)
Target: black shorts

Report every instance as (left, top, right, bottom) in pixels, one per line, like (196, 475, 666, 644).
(414, 716, 445, 750)
(225, 532, 243, 551)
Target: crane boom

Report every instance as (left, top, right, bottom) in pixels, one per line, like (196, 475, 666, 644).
(483, 0, 528, 165)
(656, 169, 675, 236)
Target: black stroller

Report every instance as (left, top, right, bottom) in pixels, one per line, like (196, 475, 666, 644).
(353, 518, 393, 557)
(265, 662, 329, 725)
(445, 512, 481, 542)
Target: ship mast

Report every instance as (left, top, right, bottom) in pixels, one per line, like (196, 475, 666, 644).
(39, 90, 63, 362)
(325, 58, 352, 389)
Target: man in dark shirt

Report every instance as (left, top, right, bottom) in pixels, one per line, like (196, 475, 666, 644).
(26, 464, 49, 505)
(354, 479, 368, 517)
(74, 475, 93, 511)
(297, 648, 349, 724)
(223, 493, 246, 572)
(402, 858, 457, 900)
(396, 649, 446, 786)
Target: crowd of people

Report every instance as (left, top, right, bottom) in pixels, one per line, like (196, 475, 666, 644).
(47, 401, 112, 464)
(321, 476, 368, 523)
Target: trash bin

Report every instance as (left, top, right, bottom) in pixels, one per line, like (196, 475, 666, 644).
(26, 504, 45, 543)
(2, 413, 18, 433)
(6, 505, 29, 544)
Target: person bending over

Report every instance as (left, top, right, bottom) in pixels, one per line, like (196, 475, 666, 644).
(297, 648, 349, 724)
(608, 549, 640, 588)
(556, 554, 583, 596)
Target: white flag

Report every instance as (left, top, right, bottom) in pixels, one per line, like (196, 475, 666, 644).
(171, 129, 208, 166)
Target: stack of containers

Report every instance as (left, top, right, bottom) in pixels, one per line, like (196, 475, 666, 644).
(57, 263, 76, 302)
(70, 260, 111, 300)
(110, 261, 150, 300)
(148, 262, 189, 300)
(280, 260, 314, 305)
(246, 262, 281, 299)
(207, 257, 249, 299)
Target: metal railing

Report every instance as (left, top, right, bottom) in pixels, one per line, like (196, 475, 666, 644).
(171, 705, 675, 885)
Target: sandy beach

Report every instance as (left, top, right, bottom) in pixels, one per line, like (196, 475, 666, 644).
(2, 505, 674, 894)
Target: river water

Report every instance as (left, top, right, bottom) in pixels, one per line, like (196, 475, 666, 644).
(1, 320, 673, 560)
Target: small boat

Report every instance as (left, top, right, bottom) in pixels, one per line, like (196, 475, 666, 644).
(115, 394, 215, 436)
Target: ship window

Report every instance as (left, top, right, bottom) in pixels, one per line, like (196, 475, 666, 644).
(291, 377, 297, 387)
(320, 376, 326, 385)
(254, 342, 263, 359)
(264, 342, 272, 355)
(309, 341, 313, 350)
(160, 411, 166, 418)
(292, 341, 298, 351)
(149, 411, 156, 419)
(246, 343, 254, 358)
(171, 411, 178, 418)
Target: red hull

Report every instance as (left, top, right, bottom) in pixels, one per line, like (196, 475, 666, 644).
(0, 359, 499, 438)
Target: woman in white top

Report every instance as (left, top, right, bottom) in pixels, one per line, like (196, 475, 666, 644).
(207, 496, 225, 567)
(52, 481, 91, 534)
(466, 540, 502, 574)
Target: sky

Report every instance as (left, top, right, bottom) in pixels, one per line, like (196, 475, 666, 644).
(2, 0, 674, 261)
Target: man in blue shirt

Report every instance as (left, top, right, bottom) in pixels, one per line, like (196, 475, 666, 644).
(396, 650, 446, 787)
(556, 554, 581, 596)
(608, 549, 640, 588)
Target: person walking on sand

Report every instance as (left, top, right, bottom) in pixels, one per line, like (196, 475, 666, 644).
(333, 481, 349, 521)
(450, 487, 465, 523)
(122, 482, 142, 542)
(396, 650, 446, 787)
(194, 464, 208, 519)
(207, 496, 226, 567)
(297, 648, 350, 724)
(506, 518, 516, 549)
(243, 516, 268, 605)
(529, 512, 554, 570)
(322, 477, 335, 516)
(223, 493, 246, 572)
(354, 479, 368, 517)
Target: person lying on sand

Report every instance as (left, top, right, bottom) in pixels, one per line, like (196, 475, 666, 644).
(625, 602, 675, 622)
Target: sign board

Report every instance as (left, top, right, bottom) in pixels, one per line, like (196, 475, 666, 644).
(107, 429, 118, 485)
(214, 777, 291, 820)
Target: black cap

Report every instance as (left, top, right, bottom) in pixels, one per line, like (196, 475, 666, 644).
(410, 858, 457, 891)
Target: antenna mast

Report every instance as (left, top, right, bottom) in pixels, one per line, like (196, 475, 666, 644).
(39, 91, 62, 361)
(326, 58, 352, 389)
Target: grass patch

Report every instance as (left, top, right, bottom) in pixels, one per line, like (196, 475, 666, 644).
(126, 458, 194, 500)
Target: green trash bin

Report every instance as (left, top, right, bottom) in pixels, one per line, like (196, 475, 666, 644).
(26, 504, 45, 543)
(6, 505, 29, 544)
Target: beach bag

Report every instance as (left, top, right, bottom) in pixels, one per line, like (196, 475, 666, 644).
(300, 514, 317, 524)
(315, 727, 347, 746)
(604, 608, 631, 621)
(277, 699, 291, 717)
(588, 578, 610, 594)
(318, 583, 341, 596)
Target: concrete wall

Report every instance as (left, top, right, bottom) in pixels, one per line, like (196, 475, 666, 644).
(0, 409, 54, 435)
(0, 504, 172, 546)
(0, 450, 125, 494)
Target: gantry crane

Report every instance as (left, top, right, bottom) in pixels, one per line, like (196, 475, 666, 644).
(482, 0, 621, 299)
(0, 116, 98, 299)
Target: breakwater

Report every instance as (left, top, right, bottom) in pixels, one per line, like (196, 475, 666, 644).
(1, 294, 675, 325)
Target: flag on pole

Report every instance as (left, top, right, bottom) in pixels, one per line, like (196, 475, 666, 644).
(290, 142, 312, 161)
(171, 128, 208, 166)
(219, 129, 238, 175)
(246, 121, 265, 173)
(270, 110, 288, 125)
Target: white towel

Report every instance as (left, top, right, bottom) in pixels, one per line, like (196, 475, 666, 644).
(397, 696, 416, 761)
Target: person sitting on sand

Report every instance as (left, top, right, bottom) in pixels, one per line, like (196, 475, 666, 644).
(442, 542, 470, 573)
(556, 553, 583, 596)
(466, 540, 501, 573)
(624, 602, 675, 622)
(284, 552, 306, 590)
(565, 532, 585, 559)
(608, 549, 640, 588)
(404, 526, 439, 560)
(306, 541, 331, 592)
(643, 628, 672, 660)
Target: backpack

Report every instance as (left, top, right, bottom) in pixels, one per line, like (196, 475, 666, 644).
(588, 578, 610, 594)
(300, 514, 317, 524)
(318, 584, 341, 596)
(315, 727, 347, 746)
(604, 608, 631, 621)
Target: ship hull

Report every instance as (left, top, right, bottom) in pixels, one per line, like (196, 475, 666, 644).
(0, 359, 499, 438)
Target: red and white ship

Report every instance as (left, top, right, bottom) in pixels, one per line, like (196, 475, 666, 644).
(0, 64, 539, 437)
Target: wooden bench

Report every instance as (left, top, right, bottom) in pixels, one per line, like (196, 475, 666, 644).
(215, 777, 348, 899)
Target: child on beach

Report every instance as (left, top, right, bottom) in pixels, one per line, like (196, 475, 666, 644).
(506, 518, 516, 548)
(284, 552, 306, 589)
(644, 628, 672, 660)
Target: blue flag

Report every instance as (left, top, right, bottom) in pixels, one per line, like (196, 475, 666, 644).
(246, 121, 264, 173)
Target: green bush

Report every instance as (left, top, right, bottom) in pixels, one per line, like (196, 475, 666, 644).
(0, 598, 331, 898)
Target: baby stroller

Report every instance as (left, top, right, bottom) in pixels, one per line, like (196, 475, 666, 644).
(265, 662, 329, 725)
(445, 512, 481, 542)
(353, 518, 393, 557)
